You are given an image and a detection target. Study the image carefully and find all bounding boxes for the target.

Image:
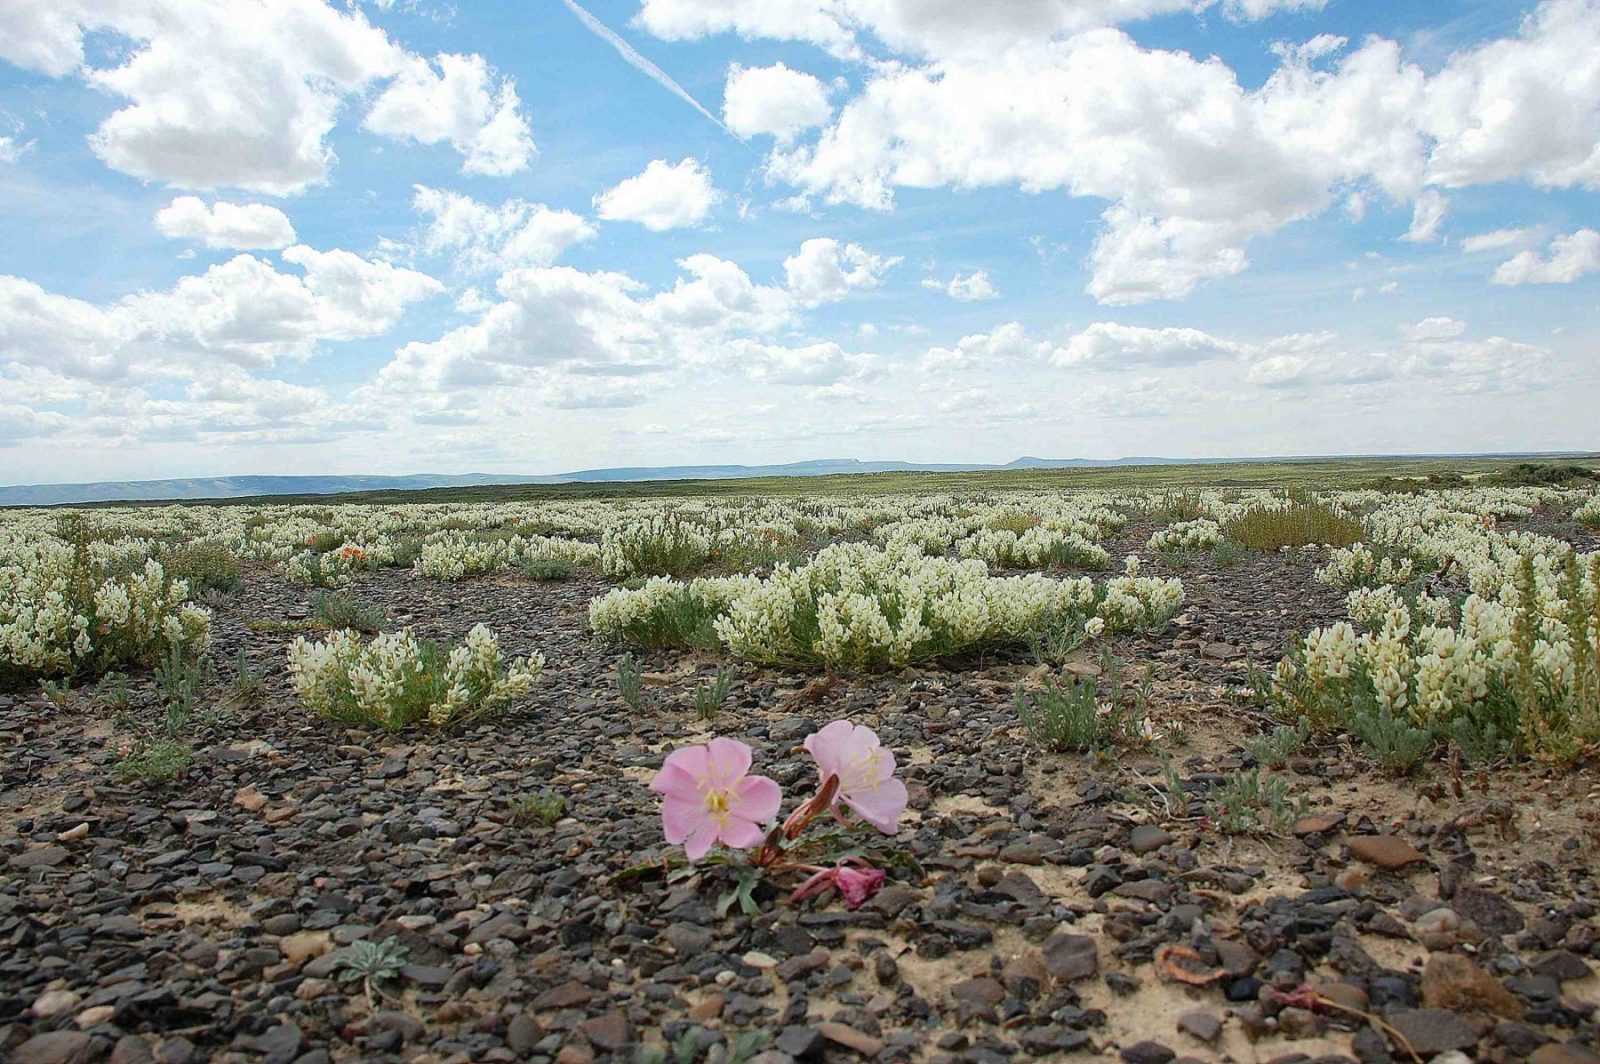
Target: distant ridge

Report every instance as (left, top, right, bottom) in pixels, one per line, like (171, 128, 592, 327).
(1, 452, 1594, 506)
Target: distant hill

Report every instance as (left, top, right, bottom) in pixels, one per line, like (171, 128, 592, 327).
(2, 452, 1594, 505)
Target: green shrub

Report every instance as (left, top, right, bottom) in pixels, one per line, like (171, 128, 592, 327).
(1349, 705, 1434, 774)
(1243, 716, 1309, 768)
(692, 666, 736, 720)
(616, 652, 646, 710)
(520, 556, 575, 581)
(162, 542, 242, 593)
(1015, 652, 1152, 753)
(1204, 768, 1307, 834)
(116, 739, 193, 784)
(1224, 496, 1362, 550)
(310, 589, 387, 632)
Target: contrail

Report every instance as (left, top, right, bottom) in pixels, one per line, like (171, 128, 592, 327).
(559, 0, 740, 138)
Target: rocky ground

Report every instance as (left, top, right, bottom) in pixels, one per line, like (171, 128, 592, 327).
(3, 525, 1599, 1064)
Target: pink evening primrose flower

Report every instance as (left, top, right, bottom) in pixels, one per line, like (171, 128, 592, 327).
(650, 737, 782, 862)
(802, 720, 909, 834)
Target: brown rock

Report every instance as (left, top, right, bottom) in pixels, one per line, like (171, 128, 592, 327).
(233, 786, 268, 812)
(1348, 834, 1427, 870)
(818, 1022, 886, 1057)
(279, 931, 332, 965)
(1042, 932, 1099, 981)
(532, 980, 594, 1009)
(1529, 1046, 1600, 1064)
(9, 845, 69, 869)
(580, 1011, 631, 1052)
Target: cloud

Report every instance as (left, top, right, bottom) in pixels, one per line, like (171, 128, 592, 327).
(154, 196, 297, 249)
(1460, 227, 1538, 253)
(412, 186, 596, 273)
(1400, 189, 1448, 242)
(0, 135, 32, 163)
(0, 245, 440, 381)
(783, 238, 900, 305)
(1401, 316, 1468, 341)
(680, 0, 1600, 304)
(1056, 321, 1248, 367)
(636, 0, 1330, 62)
(363, 52, 535, 176)
(0, 0, 533, 193)
(923, 269, 999, 301)
(365, 238, 895, 415)
(723, 63, 833, 142)
(1491, 228, 1600, 285)
(594, 158, 721, 231)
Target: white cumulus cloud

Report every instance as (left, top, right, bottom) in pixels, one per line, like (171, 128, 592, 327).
(155, 196, 297, 250)
(1491, 228, 1600, 285)
(593, 158, 721, 231)
(723, 62, 833, 142)
(923, 270, 999, 301)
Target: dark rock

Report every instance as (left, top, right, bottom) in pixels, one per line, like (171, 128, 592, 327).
(1387, 1009, 1477, 1055)
(1120, 1040, 1176, 1064)
(1042, 933, 1099, 981)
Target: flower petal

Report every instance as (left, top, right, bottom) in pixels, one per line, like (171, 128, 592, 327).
(843, 776, 908, 834)
(660, 795, 707, 846)
(802, 719, 854, 778)
(651, 744, 710, 793)
(728, 774, 782, 825)
(717, 816, 768, 851)
(704, 736, 753, 785)
(681, 819, 719, 862)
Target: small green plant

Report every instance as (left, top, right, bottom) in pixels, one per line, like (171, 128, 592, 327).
(636, 1028, 768, 1064)
(616, 652, 647, 710)
(389, 537, 424, 568)
(232, 649, 266, 703)
(115, 739, 193, 784)
(95, 672, 132, 712)
(154, 644, 213, 736)
(305, 531, 344, 553)
(1015, 651, 1151, 753)
(310, 589, 387, 633)
(1211, 539, 1246, 568)
(161, 542, 242, 593)
(1204, 768, 1307, 834)
(1243, 716, 1310, 768)
(1349, 706, 1434, 775)
(510, 790, 567, 827)
(40, 678, 72, 708)
(692, 665, 736, 720)
(520, 555, 575, 581)
(1157, 548, 1196, 570)
(334, 936, 408, 1004)
(1028, 616, 1091, 666)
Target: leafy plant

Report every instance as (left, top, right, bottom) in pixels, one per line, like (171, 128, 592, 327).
(335, 937, 408, 1004)
(310, 589, 387, 633)
(510, 790, 567, 827)
(115, 739, 193, 784)
(154, 643, 213, 736)
(616, 652, 647, 710)
(1349, 706, 1434, 775)
(1244, 716, 1310, 768)
(40, 678, 72, 708)
(1015, 651, 1152, 754)
(1204, 768, 1306, 834)
(520, 555, 575, 581)
(692, 665, 737, 720)
(232, 649, 266, 703)
(95, 672, 132, 712)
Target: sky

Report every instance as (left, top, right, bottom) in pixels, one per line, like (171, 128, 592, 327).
(0, 0, 1597, 485)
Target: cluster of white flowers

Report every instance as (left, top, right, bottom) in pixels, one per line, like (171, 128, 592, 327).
(599, 515, 713, 578)
(1146, 519, 1223, 552)
(1575, 494, 1600, 528)
(590, 543, 1183, 669)
(956, 526, 1110, 570)
(1, 552, 209, 678)
(1316, 544, 1417, 590)
(287, 623, 542, 730)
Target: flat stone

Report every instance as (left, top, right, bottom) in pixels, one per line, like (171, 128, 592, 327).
(13, 1031, 96, 1064)
(818, 1021, 885, 1057)
(9, 845, 69, 869)
(1421, 953, 1523, 1018)
(1454, 885, 1525, 936)
(1389, 1008, 1477, 1055)
(1042, 933, 1099, 981)
(1177, 1011, 1222, 1044)
(533, 980, 594, 1009)
(1529, 1046, 1600, 1064)
(1121, 1040, 1176, 1064)
(1128, 825, 1174, 854)
(1348, 835, 1427, 870)
(33, 988, 82, 1018)
(579, 1011, 631, 1052)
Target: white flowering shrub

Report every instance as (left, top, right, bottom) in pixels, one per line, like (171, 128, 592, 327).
(590, 545, 1182, 670)
(1, 524, 210, 680)
(958, 527, 1110, 570)
(1576, 495, 1600, 528)
(287, 623, 542, 731)
(1316, 544, 1416, 590)
(1146, 519, 1223, 553)
(600, 516, 712, 578)
(1273, 551, 1600, 762)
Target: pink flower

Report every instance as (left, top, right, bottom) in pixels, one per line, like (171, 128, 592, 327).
(802, 720, 909, 834)
(650, 737, 782, 862)
(790, 861, 886, 910)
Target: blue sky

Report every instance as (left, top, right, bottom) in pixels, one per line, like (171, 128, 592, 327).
(1, 0, 1597, 483)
